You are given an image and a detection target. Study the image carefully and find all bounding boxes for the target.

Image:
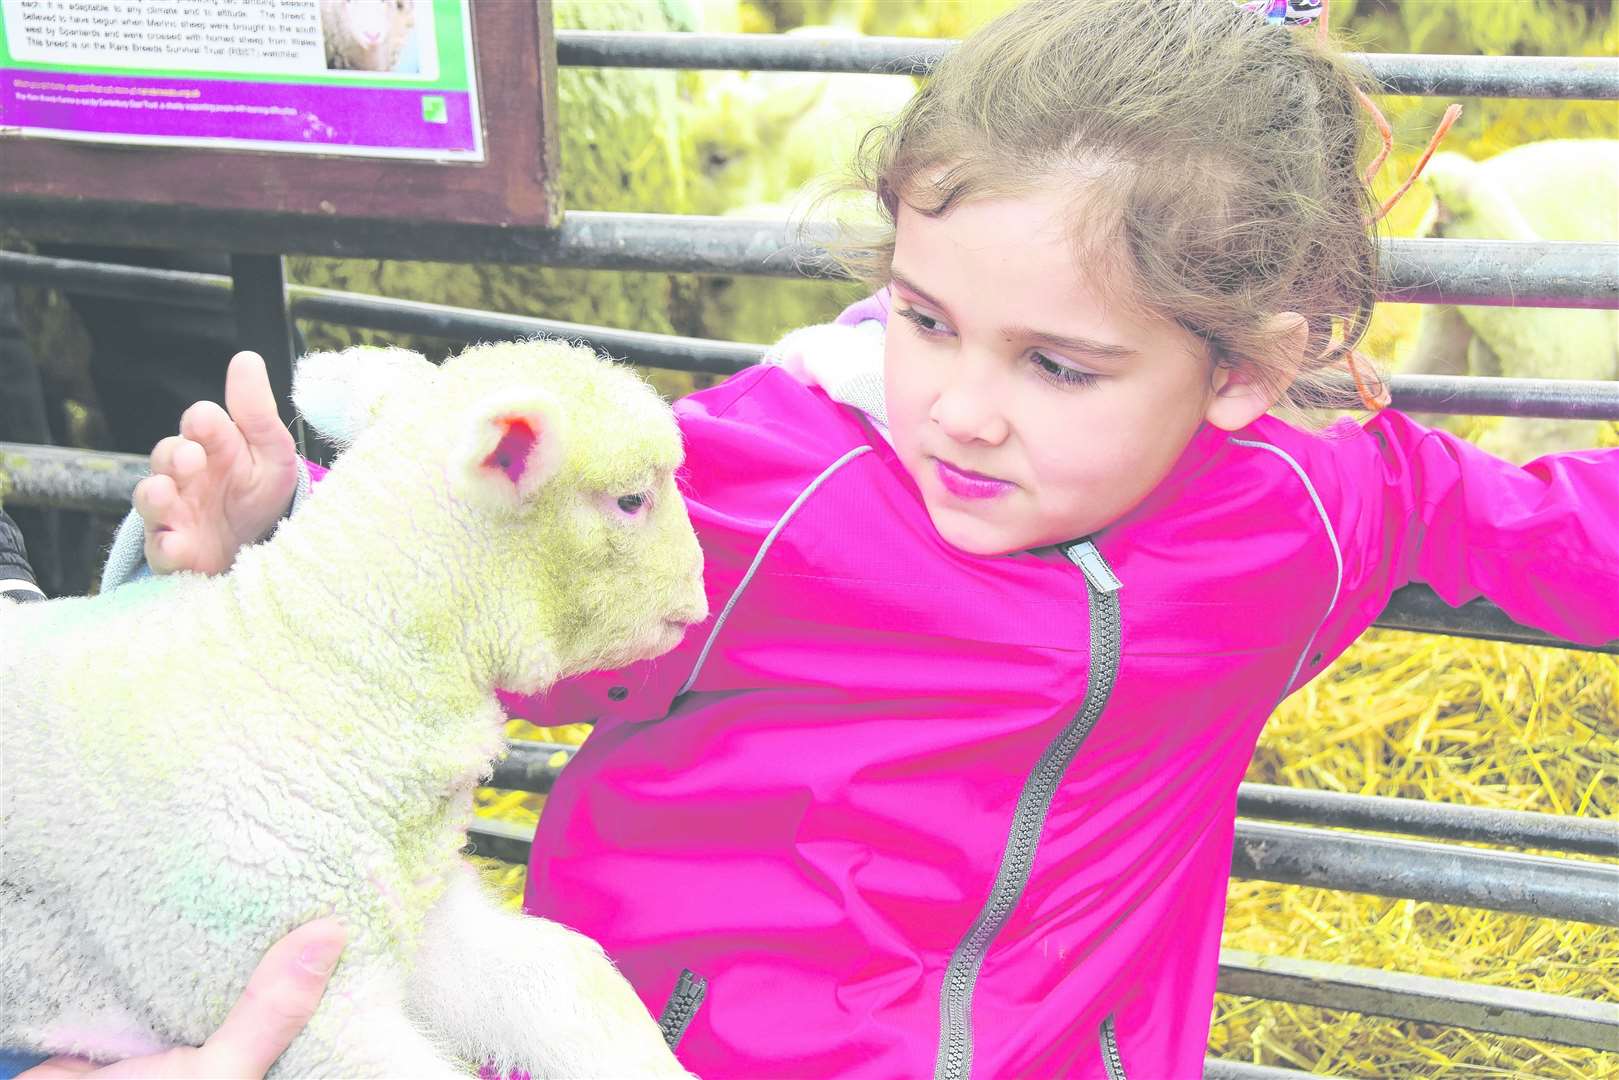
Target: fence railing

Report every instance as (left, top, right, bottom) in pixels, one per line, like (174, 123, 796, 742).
(1, 28, 1616, 1072)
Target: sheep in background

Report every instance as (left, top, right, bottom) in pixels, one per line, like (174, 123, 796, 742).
(1403, 139, 1618, 462)
(0, 340, 706, 1077)
(683, 27, 918, 344)
(321, 0, 416, 72)
(682, 29, 916, 219)
(290, 0, 706, 400)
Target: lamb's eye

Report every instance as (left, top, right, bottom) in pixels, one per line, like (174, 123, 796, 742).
(616, 493, 647, 515)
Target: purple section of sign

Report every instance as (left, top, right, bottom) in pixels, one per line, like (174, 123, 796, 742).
(1, 69, 476, 155)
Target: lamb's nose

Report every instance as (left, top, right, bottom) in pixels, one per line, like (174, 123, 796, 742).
(667, 608, 705, 629)
(666, 595, 708, 628)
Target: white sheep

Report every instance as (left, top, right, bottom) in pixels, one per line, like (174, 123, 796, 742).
(0, 340, 707, 1077)
(682, 27, 917, 343)
(1403, 139, 1619, 462)
(321, 0, 416, 73)
(682, 28, 917, 219)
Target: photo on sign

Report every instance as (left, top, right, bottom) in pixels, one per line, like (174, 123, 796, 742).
(320, 0, 436, 77)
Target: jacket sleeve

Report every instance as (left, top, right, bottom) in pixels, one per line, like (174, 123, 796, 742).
(98, 458, 323, 593)
(1304, 409, 1618, 669)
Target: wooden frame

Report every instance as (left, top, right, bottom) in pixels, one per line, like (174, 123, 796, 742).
(0, 1, 561, 253)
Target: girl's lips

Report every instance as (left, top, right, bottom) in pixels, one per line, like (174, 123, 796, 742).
(933, 458, 1014, 500)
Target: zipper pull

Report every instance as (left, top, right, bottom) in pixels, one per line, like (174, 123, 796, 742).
(1059, 539, 1122, 595)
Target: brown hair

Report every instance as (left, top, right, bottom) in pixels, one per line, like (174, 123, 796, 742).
(831, 0, 1382, 419)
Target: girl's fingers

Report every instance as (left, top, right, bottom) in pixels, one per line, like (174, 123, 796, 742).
(148, 436, 205, 484)
(148, 530, 195, 575)
(177, 400, 236, 463)
(132, 474, 178, 526)
(147, 435, 186, 479)
(195, 918, 346, 1079)
(166, 439, 207, 486)
(224, 353, 294, 456)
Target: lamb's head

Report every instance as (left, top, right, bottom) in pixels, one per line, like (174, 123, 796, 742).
(292, 339, 707, 695)
(1417, 151, 1537, 243)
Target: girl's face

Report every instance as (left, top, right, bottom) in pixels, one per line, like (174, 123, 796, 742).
(884, 191, 1242, 556)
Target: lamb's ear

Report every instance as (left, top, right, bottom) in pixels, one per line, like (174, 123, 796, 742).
(449, 389, 566, 509)
(292, 346, 436, 448)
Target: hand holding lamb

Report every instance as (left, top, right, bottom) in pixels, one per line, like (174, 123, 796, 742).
(1, 339, 708, 1078)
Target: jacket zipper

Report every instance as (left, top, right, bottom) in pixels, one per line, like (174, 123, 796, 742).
(1100, 1014, 1128, 1080)
(933, 539, 1124, 1080)
(657, 968, 707, 1050)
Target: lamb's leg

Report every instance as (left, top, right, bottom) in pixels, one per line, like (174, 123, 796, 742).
(1404, 304, 1474, 379)
(1470, 313, 1611, 463)
(267, 963, 464, 1079)
(406, 869, 693, 1079)
(1400, 304, 1476, 435)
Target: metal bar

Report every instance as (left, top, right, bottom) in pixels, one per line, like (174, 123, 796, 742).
(1238, 784, 1619, 857)
(5, 226, 1616, 310)
(1383, 238, 1619, 310)
(518, 212, 829, 278)
(1229, 820, 1619, 927)
(1357, 52, 1619, 101)
(1376, 583, 1618, 655)
(2, 253, 1616, 425)
(1217, 949, 1619, 1050)
(294, 292, 1619, 429)
(1385, 374, 1619, 421)
(291, 291, 1619, 437)
(487, 741, 576, 795)
(463, 818, 537, 866)
(467, 812, 1618, 925)
(494, 744, 1619, 857)
(1202, 1061, 1315, 1080)
(0, 443, 147, 512)
(555, 30, 949, 75)
(5, 436, 1611, 659)
(0, 250, 230, 307)
(554, 32, 1619, 102)
(288, 289, 766, 376)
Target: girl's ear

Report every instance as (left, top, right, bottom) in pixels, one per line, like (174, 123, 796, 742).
(449, 390, 566, 510)
(1203, 313, 1308, 432)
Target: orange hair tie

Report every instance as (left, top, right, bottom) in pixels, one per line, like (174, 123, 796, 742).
(1242, 0, 1455, 413)
(1346, 348, 1392, 412)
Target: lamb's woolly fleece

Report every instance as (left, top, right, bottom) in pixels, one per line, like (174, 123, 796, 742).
(1410, 139, 1619, 461)
(0, 339, 705, 1077)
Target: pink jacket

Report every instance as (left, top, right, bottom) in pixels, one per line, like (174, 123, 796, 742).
(512, 297, 1618, 1079)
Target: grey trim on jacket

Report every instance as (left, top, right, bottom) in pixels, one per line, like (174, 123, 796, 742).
(99, 457, 314, 593)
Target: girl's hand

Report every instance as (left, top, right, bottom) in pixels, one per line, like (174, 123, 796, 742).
(133, 352, 300, 576)
(18, 918, 346, 1079)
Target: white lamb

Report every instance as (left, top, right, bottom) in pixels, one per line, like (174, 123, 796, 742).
(1403, 139, 1619, 462)
(0, 339, 707, 1077)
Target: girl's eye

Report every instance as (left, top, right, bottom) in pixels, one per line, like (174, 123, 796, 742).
(1032, 351, 1099, 389)
(616, 493, 648, 515)
(896, 306, 951, 337)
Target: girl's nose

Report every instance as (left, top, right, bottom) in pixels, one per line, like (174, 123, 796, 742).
(929, 366, 1010, 446)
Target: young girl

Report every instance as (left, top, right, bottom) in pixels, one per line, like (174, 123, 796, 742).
(82, 0, 1619, 1076)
